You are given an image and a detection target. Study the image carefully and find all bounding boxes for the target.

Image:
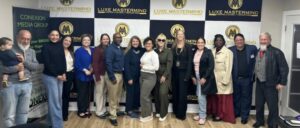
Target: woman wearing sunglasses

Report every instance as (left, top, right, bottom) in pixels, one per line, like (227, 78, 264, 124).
(154, 33, 173, 121)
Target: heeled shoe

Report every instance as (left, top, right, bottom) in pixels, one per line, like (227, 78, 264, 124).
(85, 112, 92, 118)
(77, 113, 88, 118)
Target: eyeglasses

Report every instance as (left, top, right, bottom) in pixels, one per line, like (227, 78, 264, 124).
(157, 39, 166, 42)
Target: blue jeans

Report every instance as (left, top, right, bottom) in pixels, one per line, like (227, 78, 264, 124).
(0, 81, 32, 128)
(42, 74, 63, 128)
(196, 73, 207, 119)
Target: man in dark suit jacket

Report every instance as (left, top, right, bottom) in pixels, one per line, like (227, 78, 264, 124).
(229, 33, 257, 124)
(253, 32, 289, 128)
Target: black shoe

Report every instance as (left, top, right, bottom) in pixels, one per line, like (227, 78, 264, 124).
(97, 111, 110, 119)
(127, 111, 139, 118)
(109, 119, 118, 126)
(117, 111, 126, 116)
(241, 119, 248, 124)
(253, 122, 264, 128)
(63, 117, 68, 121)
(77, 113, 88, 118)
(212, 116, 222, 122)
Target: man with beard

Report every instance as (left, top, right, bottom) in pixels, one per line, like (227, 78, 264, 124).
(0, 30, 39, 128)
(253, 32, 289, 128)
(104, 33, 125, 126)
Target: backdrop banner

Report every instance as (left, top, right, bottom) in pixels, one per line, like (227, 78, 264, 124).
(37, 0, 263, 107)
(206, 0, 262, 21)
(150, 0, 206, 21)
(94, 18, 150, 47)
(49, 18, 95, 46)
(39, 0, 94, 18)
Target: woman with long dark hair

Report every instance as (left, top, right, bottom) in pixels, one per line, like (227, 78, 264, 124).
(191, 37, 217, 125)
(61, 36, 75, 121)
(92, 33, 110, 118)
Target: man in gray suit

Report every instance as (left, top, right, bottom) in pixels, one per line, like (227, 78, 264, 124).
(0, 30, 39, 128)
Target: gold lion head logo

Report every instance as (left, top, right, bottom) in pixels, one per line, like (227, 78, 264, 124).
(59, 21, 74, 36)
(172, 0, 187, 9)
(116, 0, 131, 8)
(59, 0, 74, 6)
(225, 25, 240, 40)
(115, 23, 129, 37)
(170, 24, 185, 38)
(228, 0, 243, 10)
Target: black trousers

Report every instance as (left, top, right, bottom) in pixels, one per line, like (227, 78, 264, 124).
(76, 80, 92, 114)
(62, 71, 74, 119)
(255, 79, 279, 128)
(172, 69, 188, 119)
(233, 77, 252, 120)
(125, 77, 140, 112)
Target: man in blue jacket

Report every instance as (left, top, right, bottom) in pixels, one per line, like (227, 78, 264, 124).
(229, 33, 257, 124)
(104, 33, 125, 126)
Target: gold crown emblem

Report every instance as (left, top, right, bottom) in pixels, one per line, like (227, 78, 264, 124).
(225, 25, 240, 40)
(115, 23, 129, 37)
(172, 0, 187, 9)
(59, 21, 74, 36)
(116, 0, 131, 8)
(228, 0, 243, 10)
(60, 0, 74, 6)
(170, 24, 185, 38)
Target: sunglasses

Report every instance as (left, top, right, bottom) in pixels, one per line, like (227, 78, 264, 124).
(157, 39, 166, 42)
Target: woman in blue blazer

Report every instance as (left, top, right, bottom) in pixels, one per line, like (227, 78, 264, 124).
(74, 34, 94, 118)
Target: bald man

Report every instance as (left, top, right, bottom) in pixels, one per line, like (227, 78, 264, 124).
(0, 30, 39, 128)
(253, 32, 289, 128)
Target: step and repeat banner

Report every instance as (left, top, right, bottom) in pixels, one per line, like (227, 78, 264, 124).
(38, 0, 262, 105)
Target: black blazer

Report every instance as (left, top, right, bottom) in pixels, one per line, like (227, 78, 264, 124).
(172, 44, 193, 80)
(192, 47, 217, 95)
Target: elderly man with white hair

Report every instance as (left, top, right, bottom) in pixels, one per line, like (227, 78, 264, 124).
(253, 32, 289, 128)
(0, 29, 39, 128)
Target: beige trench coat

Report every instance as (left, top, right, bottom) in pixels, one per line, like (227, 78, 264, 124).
(212, 46, 234, 94)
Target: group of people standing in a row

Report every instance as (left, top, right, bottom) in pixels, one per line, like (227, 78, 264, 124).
(0, 29, 288, 128)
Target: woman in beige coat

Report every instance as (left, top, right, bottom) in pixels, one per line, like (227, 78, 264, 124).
(207, 34, 236, 123)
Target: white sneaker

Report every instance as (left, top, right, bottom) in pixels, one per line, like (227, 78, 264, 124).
(140, 115, 153, 122)
(198, 118, 206, 125)
(155, 113, 160, 118)
(193, 115, 200, 121)
(159, 115, 167, 121)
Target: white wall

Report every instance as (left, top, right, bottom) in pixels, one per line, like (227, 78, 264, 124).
(0, 0, 39, 38)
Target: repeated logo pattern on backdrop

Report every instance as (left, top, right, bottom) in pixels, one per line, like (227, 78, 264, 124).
(39, 0, 262, 102)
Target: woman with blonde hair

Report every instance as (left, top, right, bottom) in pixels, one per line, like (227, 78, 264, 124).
(154, 33, 173, 121)
(171, 30, 193, 120)
(124, 36, 145, 118)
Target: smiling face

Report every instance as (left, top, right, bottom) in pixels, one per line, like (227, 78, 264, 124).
(144, 40, 154, 51)
(259, 34, 271, 51)
(176, 30, 185, 42)
(214, 37, 224, 49)
(63, 36, 72, 49)
(234, 36, 245, 49)
(131, 38, 140, 48)
(113, 33, 122, 45)
(48, 30, 60, 43)
(101, 35, 110, 46)
(82, 36, 91, 47)
(196, 38, 205, 50)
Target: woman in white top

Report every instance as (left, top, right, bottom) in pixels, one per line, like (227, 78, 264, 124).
(61, 36, 74, 121)
(139, 37, 159, 122)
